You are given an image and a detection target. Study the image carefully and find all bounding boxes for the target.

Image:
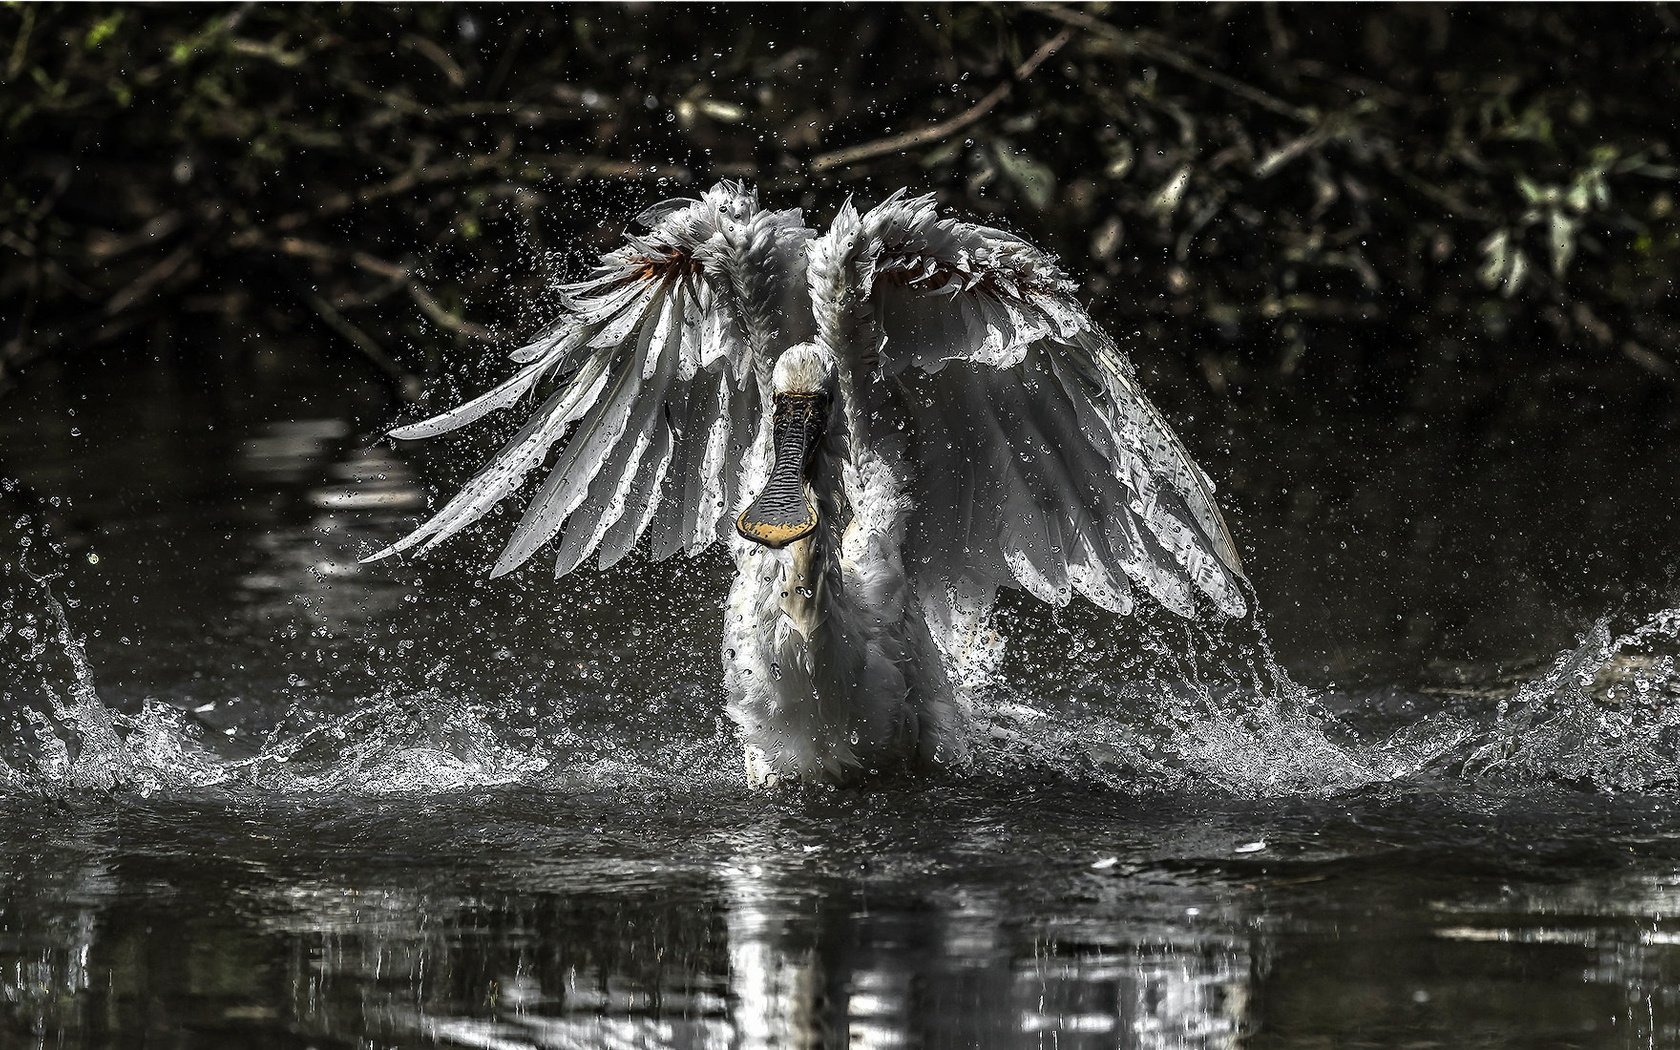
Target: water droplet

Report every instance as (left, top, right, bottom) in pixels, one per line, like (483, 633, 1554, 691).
(769, 662, 782, 681)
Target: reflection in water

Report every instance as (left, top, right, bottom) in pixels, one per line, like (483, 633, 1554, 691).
(0, 843, 111, 1047)
(237, 420, 421, 629)
(0, 806, 1259, 1049)
(723, 857, 1249, 1050)
(14, 805, 1680, 1048)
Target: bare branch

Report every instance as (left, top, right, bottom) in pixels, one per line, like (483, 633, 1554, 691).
(809, 27, 1076, 173)
(304, 292, 424, 401)
(1030, 3, 1314, 125)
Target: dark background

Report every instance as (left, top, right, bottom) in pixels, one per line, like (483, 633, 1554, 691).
(3, 3, 1678, 682)
(4, 15, 1680, 1044)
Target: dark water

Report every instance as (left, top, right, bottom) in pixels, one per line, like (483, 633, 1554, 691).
(2, 338, 1679, 1048)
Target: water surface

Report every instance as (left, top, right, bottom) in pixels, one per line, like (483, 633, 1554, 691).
(2, 339, 1678, 1048)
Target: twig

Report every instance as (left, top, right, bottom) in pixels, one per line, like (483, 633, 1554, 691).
(253, 236, 497, 339)
(1623, 342, 1677, 380)
(402, 33, 467, 89)
(1396, 171, 1491, 223)
(406, 282, 495, 341)
(303, 292, 424, 400)
(86, 212, 186, 262)
(227, 37, 308, 69)
(250, 140, 683, 235)
(527, 153, 691, 181)
(104, 245, 196, 315)
(1254, 123, 1339, 179)
(1030, 3, 1315, 125)
(809, 27, 1076, 173)
(347, 250, 409, 281)
(4, 4, 35, 83)
(344, 250, 493, 339)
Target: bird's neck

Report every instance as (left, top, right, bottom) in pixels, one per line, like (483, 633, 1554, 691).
(778, 451, 850, 630)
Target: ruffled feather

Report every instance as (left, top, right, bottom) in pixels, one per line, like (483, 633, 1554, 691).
(809, 193, 1246, 624)
(367, 182, 813, 576)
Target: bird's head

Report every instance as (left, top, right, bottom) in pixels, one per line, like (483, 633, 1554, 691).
(736, 344, 836, 549)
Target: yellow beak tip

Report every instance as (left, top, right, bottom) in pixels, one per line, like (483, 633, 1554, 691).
(735, 512, 817, 549)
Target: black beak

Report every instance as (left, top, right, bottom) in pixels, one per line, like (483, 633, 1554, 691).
(736, 394, 826, 548)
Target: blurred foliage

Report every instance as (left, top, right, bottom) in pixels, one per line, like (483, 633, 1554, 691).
(2, 3, 1677, 404)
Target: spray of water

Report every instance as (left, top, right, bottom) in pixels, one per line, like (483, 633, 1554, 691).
(962, 595, 1679, 798)
(1455, 608, 1680, 791)
(7, 555, 1680, 801)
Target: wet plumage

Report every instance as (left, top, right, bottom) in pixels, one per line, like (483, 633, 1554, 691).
(369, 181, 1246, 786)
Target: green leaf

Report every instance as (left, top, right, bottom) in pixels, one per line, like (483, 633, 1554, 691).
(1503, 248, 1528, 297)
(84, 12, 124, 51)
(994, 145, 1055, 210)
(1549, 211, 1577, 278)
(919, 138, 964, 170)
(1478, 229, 1509, 288)
(1149, 166, 1191, 218)
(1104, 140, 1135, 180)
(697, 99, 746, 123)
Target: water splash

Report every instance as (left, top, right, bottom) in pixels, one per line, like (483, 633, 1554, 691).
(6, 573, 554, 797)
(978, 601, 1680, 799)
(8, 551, 1680, 802)
(238, 690, 553, 794)
(23, 577, 144, 793)
(1455, 607, 1680, 791)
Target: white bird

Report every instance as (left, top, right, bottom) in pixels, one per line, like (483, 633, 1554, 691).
(368, 181, 1246, 787)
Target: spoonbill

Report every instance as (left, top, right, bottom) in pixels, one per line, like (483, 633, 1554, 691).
(369, 182, 1245, 786)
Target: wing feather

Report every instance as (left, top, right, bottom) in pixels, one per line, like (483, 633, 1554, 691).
(597, 417, 674, 570)
(547, 279, 689, 576)
(368, 182, 813, 576)
(810, 192, 1245, 622)
(385, 354, 556, 442)
(490, 280, 671, 577)
(644, 367, 711, 561)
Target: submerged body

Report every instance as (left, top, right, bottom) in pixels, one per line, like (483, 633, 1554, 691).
(371, 183, 1246, 786)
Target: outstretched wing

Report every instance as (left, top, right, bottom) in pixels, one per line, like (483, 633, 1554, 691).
(808, 192, 1246, 621)
(368, 181, 813, 577)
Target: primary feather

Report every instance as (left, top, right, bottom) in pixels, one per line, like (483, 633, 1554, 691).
(366, 181, 814, 576)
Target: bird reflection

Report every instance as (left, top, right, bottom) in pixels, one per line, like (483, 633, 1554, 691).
(719, 852, 1249, 1050)
(0, 816, 1254, 1048)
(0, 839, 114, 1044)
(201, 849, 1253, 1049)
